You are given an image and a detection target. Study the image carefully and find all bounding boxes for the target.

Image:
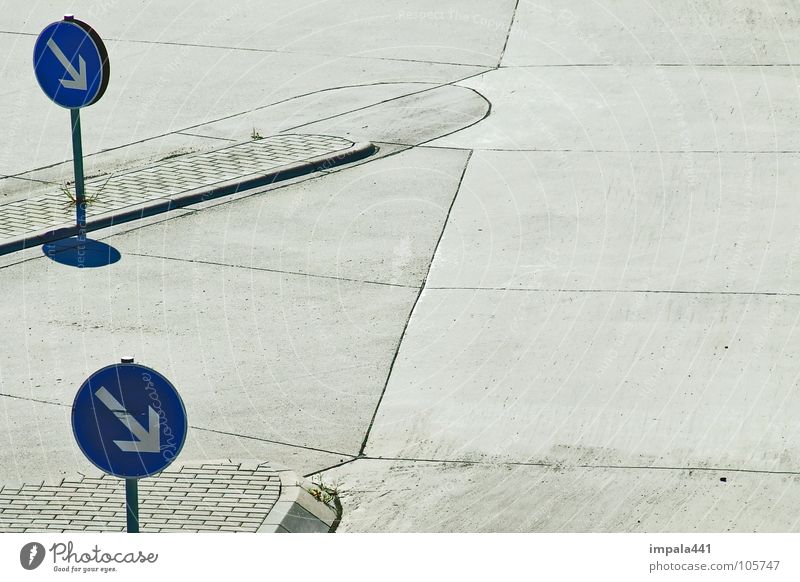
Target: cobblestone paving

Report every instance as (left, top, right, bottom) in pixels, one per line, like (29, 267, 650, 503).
(0, 134, 355, 241)
(0, 462, 281, 532)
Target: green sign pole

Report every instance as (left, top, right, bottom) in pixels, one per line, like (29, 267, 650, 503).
(120, 357, 140, 533)
(125, 478, 140, 533)
(69, 108, 86, 242)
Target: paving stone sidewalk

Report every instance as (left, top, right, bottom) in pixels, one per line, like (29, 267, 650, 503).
(0, 133, 373, 253)
(0, 462, 282, 533)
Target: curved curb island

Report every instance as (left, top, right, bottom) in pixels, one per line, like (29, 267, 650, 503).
(0, 134, 376, 256)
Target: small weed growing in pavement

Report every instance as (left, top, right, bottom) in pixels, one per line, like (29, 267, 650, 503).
(250, 127, 264, 140)
(302, 476, 340, 509)
(61, 174, 111, 208)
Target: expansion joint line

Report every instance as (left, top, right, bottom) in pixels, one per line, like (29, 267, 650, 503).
(357, 150, 475, 457)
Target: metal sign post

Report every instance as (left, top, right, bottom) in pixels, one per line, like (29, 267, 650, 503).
(126, 478, 140, 533)
(69, 109, 86, 241)
(33, 14, 110, 240)
(120, 357, 139, 534)
(72, 359, 188, 533)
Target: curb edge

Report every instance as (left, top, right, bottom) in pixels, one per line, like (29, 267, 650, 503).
(257, 462, 338, 534)
(0, 139, 376, 257)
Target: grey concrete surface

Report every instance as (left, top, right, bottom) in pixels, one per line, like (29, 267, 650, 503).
(182, 83, 443, 142)
(0, 249, 414, 475)
(503, 1, 800, 66)
(431, 66, 800, 151)
(317, 1, 800, 531)
(3, 0, 800, 534)
(427, 150, 800, 293)
(0, 395, 345, 489)
(364, 289, 800, 471)
(325, 459, 800, 532)
(0, 144, 467, 486)
(108, 146, 471, 286)
(3, 1, 515, 66)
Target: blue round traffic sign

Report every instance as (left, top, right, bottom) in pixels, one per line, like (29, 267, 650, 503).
(33, 16, 110, 109)
(72, 363, 187, 479)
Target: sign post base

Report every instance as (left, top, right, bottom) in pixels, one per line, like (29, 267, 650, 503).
(125, 478, 139, 533)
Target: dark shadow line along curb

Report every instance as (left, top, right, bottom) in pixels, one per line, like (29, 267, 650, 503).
(0, 140, 376, 257)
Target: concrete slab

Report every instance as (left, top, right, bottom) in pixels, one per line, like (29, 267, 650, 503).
(326, 459, 800, 532)
(0, 251, 416, 458)
(107, 146, 471, 287)
(431, 66, 800, 151)
(0, 177, 53, 204)
(503, 0, 800, 66)
(0, 396, 345, 488)
(427, 150, 800, 293)
(365, 288, 800, 472)
(4, 1, 515, 67)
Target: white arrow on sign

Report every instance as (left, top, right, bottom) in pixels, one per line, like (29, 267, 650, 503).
(46, 38, 87, 90)
(94, 386, 160, 453)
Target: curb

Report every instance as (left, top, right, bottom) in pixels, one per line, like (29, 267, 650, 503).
(0, 139, 376, 257)
(258, 463, 338, 533)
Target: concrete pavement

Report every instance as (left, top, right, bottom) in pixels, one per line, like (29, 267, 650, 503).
(3, 0, 800, 532)
(316, 1, 800, 531)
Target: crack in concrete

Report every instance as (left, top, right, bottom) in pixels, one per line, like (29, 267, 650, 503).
(281, 70, 491, 133)
(0, 391, 355, 458)
(115, 37, 487, 69)
(175, 131, 237, 142)
(504, 63, 800, 67)
(304, 457, 359, 478)
(126, 252, 419, 289)
(192, 425, 355, 458)
(418, 146, 800, 154)
(497, 0, 521, 68)
(0, 29, 487, 69)
(427, 286, 800, 298)
(357, 149, 475, 456)
(322, 454, 800, 478)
